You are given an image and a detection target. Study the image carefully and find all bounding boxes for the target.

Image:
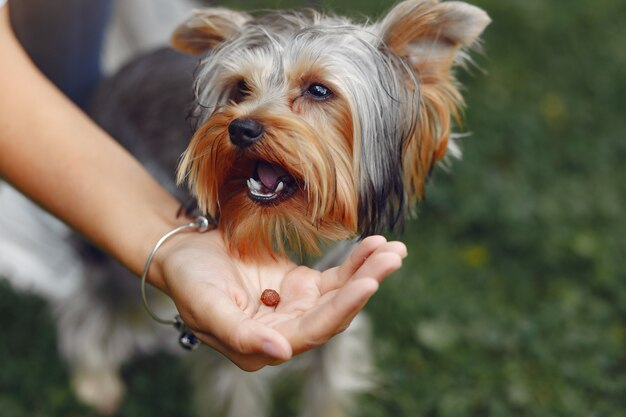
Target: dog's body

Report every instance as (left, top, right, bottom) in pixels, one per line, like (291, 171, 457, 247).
(0, 1, 489, 416)
(0, 47, 372, 417)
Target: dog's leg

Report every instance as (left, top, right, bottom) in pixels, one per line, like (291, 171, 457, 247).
(54, 285, 127, 415)
(71, 361, 125, 416)
(298, 314, 375, 417)
(187, 349, 274, 417)
(55, 254, 180, 416)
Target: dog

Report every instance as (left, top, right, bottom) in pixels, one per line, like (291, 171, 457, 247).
(0, 1, 489, 416)
(173, 1, 490, 261)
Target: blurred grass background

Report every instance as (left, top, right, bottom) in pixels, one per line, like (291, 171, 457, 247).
(2, 0, 626, 416)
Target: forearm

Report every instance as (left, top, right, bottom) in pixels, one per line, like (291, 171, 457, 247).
(0, 7, 181, 291)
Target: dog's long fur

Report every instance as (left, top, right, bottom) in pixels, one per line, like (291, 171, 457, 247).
(174, 1, 489, 260)
(0, 1, 489, 416)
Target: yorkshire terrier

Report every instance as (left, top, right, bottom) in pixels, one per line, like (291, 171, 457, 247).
(174, 0, 490, 261)
(0, 1, 489, 416)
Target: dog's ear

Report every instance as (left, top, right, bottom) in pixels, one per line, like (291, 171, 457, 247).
(171, 8, 251, 55)
(379, 0, 490, 200)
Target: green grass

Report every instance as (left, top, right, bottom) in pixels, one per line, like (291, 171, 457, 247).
(2, 0, 626, 415)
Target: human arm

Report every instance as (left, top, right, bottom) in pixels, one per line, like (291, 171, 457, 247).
(0, 5, 180, 290)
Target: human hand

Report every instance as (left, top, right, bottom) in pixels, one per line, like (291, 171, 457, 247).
(154, 231, 407, 371)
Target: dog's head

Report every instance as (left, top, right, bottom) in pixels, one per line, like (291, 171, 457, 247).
(173, 0, 490, 260)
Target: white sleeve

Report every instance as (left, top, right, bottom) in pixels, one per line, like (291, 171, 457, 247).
(0, 0, 6, 8)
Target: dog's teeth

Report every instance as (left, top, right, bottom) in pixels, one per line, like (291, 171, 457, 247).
(247, 178, 263, 192)
(247, 177, 291, 202)
(250, 189, 277, 199)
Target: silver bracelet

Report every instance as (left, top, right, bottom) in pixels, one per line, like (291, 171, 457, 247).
(140, 215, 214, 350)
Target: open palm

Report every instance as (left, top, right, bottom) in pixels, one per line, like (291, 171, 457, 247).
(157, 231, 406, 371)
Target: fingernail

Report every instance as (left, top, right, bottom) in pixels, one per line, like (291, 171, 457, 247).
(262, 341, 287, 359)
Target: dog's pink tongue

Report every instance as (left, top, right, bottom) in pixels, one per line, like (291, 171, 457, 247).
(257, 161, 287, 190)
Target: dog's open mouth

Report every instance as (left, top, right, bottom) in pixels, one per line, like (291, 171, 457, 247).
(246, 161, 296, 204)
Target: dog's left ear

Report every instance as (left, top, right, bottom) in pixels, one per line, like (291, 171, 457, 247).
(171, 8, 251, 55)
(379, 0, 490, 200)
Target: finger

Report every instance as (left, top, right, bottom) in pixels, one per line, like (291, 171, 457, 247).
(179, 285, 292, 361)
(318, 235, 387, 293)
(338, 236, 388, 280)
(193, 331, 286, 372)
(302, 242, 406, 351)
(283, 277, 379, 354)
(352, 249, 404, 283)
(319, 239, 407, 293)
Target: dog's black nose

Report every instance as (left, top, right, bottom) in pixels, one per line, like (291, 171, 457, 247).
(228, 118, 264, 148)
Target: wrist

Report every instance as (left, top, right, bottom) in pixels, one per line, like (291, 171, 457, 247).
(145, 215, 215, 295)
(138, 214, 188, 294)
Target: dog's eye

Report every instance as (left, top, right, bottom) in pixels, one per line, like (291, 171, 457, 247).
(233, 80, 251, 103)
(238, 80, 250, 95)
(306, 83, 332, 100)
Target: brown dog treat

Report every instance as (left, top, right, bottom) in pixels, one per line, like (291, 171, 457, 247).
(260, 289, 280, 307)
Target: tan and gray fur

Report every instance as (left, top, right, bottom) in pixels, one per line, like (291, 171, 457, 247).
(174, 1, 489, 260)
(0, 1, 489, 416)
